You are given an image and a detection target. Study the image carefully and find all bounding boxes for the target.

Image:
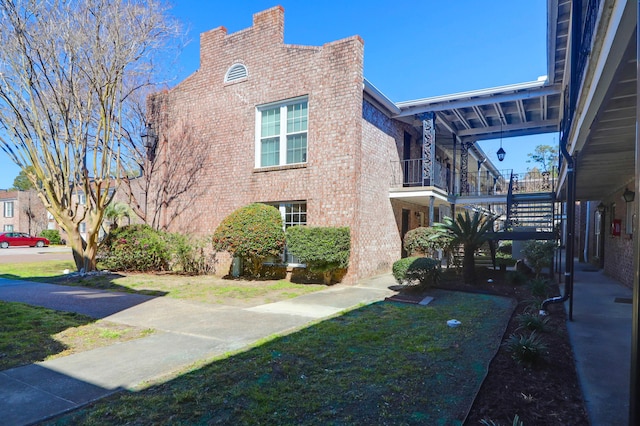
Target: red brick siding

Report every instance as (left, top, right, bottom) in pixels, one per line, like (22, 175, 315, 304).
(149, 7, 370, 282)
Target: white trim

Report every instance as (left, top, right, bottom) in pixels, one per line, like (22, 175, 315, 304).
(255, 96, 309, 168)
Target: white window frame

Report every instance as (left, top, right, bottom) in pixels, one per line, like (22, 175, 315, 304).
(78, 193, 87, 205)
(79, 222, 86, 233)
(3, 201, 14, 218)
(264, 201, 307, 265)
(255, 96, 308, 168)
(3, 224, 13, 232)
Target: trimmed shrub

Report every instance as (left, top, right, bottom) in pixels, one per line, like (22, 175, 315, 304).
(286, 226, 350, 284)
(497, 240, 513, 255)
(212, 203, 285, 277)
(392, 257, 441, 288)
(99, 224, 171, 272)
(522, 240, 557, 277)
(403, 226, 451, 257)
(40, 229, 62, 245)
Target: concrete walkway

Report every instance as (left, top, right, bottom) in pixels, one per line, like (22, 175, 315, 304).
(564, 261, 634, 426)
(0, 275, 396, 426)
(0, 264, 634, 425)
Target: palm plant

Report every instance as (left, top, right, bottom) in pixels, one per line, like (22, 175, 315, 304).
(104, 202, 134, 232)
(432, 210, 495, 284)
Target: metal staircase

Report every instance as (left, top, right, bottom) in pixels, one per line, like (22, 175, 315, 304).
(489, 171, 557, 241)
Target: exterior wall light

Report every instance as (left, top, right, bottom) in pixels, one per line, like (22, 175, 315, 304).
(597, 202, 606, 213)
(623, 187, 635, 203)
(496, 147, 506, 162)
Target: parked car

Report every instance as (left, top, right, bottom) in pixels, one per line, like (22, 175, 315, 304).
(0, 232, 50, 248)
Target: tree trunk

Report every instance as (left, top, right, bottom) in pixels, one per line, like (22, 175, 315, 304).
(463, 245, 477, 284)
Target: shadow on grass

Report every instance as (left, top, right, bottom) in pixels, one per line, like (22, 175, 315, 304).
(0, 272, 168, 298)
(0, 301, 97, 371)
(52, 291, 516, 425)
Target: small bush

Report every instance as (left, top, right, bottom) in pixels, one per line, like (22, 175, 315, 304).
(286, 226, 350, 284)
(403, 226, 451, 257)
(522, 240, 557, 277)
(516, 312, 551, 332)
(505, 270, 528, 285)
(528, 277, 550, 298)
(40, 229, 62, 245)
(99, 224, 171, 272)
(212, 203, 285, 277)
(167, 233, 216, 275)
(504, 332, 548, 365)
(497, 240, 513, 255)
(392, 257, 441, 288)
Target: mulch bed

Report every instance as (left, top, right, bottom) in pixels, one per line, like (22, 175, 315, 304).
(400, 267, 590, 425)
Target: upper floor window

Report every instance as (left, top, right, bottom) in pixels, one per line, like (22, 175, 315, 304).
(224, 63, 248, 83)
(256, 97, 308, 168)
(78, 193, 87, 205)
(3, 201, 13, 218)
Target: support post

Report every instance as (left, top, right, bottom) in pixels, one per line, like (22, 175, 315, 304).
(429, 196, 435, 226)
(630, 2, 640, 423)
(421, 112, 436, 186)
(460, 142, 470, 195)
(452, 133, 457, 194)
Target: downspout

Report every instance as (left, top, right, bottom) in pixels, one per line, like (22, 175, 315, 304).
(583, 201, 590, 262)
(541, 0, 581, 318)
(541, 142, 575, 316)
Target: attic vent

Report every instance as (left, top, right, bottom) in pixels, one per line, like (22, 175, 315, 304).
(225, 63, 248, 82)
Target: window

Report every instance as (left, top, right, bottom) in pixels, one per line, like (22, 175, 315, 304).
(269, 201, 307, 264)
(224, 63, 248, 82)
(3, 224, 13, 232)
(78, 193, 86, 205)
(256, 97, 308, 168)
(3, 201, 13, 218)
(79, 222, 86, 233)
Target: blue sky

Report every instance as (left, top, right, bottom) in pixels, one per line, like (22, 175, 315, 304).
(0, 1, 554, 188)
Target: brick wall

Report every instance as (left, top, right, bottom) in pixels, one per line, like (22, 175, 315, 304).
(0, 190, 48, 236)
(602, 187, 635, 288)
(148, 7, 374, 281)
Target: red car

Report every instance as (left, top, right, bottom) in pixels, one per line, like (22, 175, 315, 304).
(0, 232, 50, 248)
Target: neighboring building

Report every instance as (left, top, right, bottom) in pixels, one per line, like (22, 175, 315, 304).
(146, 6, 557, 283)
(0, 189, 48, 236)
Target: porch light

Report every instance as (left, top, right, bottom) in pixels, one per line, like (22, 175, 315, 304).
(623, 187, 635, 203)
(141, 123, 157, 149)
(597, 202, 606, 213)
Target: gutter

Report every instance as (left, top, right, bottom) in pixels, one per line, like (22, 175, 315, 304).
(363, 79, 401, 115)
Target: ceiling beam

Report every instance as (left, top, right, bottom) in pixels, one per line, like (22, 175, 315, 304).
(452, 109, 471, 129)
(472, 106, 489, 127)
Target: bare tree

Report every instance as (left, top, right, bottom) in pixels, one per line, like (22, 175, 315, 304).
(0, 0, 180, 271)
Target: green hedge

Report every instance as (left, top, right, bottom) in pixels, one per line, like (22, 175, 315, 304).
(392, 257, 441, 288)
(212, 203, 285, 277)
(286, 226, 350, 284)
(39, 229, 62, 245)
(99, 224, 171, 272)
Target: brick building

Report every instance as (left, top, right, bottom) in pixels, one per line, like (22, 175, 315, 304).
(146, 6, 505, 283)
(0, 189, 49, 236)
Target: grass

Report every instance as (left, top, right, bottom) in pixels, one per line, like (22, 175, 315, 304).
(0, 261, 326, 306)
(50, 291, 516, 425)
(0, 301, 154, 370)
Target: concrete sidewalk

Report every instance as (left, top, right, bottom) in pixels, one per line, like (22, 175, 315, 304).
(0, 274, 396, 426)
(564, 262, 634, 426)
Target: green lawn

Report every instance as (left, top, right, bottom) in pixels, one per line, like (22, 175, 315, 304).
(0, 261, 325, 306)
(50, 291, 515, 425)
(0, 301, 153, 370)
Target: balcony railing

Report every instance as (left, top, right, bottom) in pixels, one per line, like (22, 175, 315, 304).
(391, 160, 556, 197)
